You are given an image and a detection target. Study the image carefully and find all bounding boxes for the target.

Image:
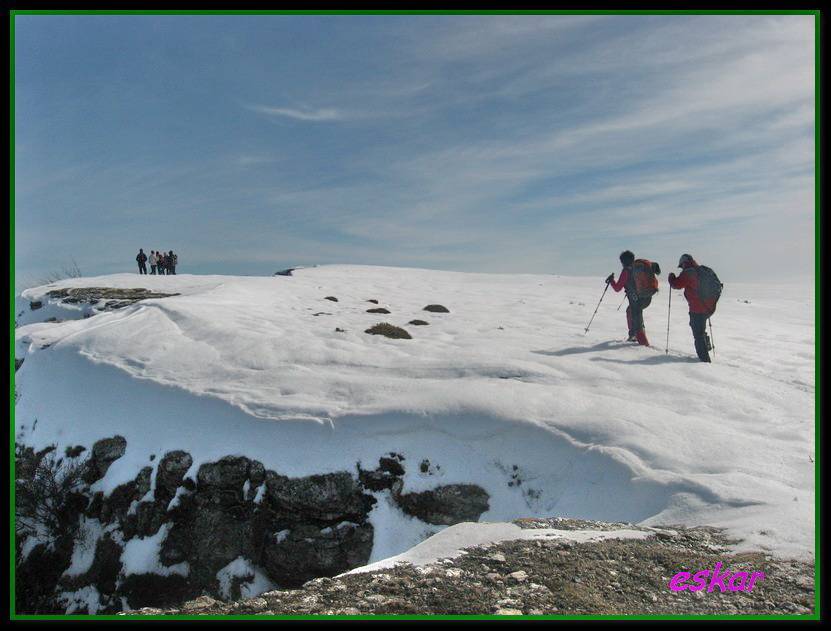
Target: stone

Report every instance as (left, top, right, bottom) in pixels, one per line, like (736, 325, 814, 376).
(422, 304, 450, 313)
(509, 570, 528, 582)
(83, 435, 127, 483)
(156, 450, 193, 499)
(265, 471, 374, 522)
(394, 484, 490, 525)
(378, 457, 405, 476)
(364, 323, 411, 339)
(261, 522, 374, 587)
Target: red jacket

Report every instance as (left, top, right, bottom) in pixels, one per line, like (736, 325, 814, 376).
(668, 260, 708, 314)
(609, 268, 630, 294)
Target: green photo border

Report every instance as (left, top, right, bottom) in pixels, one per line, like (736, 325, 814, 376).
(8, 7, 822, 621)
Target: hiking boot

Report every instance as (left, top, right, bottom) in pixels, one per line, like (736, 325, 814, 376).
(626, 335, 637, 342)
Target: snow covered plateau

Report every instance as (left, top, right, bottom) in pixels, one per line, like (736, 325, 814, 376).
(14, 265, 815, 612)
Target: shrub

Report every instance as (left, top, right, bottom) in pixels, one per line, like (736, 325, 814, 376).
(15, 444, 87, 549)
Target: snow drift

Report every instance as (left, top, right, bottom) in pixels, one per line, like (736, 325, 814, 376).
(14, 265, 814, 592)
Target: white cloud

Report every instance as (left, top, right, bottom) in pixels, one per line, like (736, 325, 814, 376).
(247, 104, 344, 121)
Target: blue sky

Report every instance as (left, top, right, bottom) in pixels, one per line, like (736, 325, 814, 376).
(14, 14, 815, 286)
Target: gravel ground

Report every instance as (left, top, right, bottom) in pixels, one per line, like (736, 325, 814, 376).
(129, 519, 815, 617)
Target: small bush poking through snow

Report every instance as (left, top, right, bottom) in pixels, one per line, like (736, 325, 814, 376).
(408, 320, 429, 326)
(324, 296, 338, 302)
(423, 304, 449, 313)
(365, 323, 412, 339)
(367, 308, 391, 314)
(15, 445, 87, 547)
(367, 299, 379, 304)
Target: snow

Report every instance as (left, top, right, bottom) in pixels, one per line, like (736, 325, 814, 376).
(120, 523, 189, 577)
(348, 521, 652, 574)
(62, 517, 104, 578)
(15, 266, 814, 563)
(216, 557, 276, 599)
(59, 585, 101, 615)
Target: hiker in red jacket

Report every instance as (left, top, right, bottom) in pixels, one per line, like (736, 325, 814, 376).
(605, 250, 651, 346)
(668, 253, 713, 362)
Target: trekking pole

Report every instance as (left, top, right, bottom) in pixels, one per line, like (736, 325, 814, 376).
(665, 289, 672, 354)
(616, 295, 626, 311)
(584, 282, 611, 334)
(709, 318, 716, 359)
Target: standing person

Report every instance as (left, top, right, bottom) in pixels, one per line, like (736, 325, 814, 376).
(668, 254, 723, 363)
(605, 250, 660, 346)
(149, 250, 158, 275)
(160, 251, 168, 275)
(173, 251, 178, 274)
(136, 248, 148, 275)
(169, 250, 177, 275)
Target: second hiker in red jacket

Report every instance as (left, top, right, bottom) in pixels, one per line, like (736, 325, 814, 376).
(606, 250, 651, 346)
(668, 253, 720, 362)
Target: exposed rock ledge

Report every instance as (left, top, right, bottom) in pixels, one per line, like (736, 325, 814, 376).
(15, 438, 489, 614)
(132, 520, 815, 616)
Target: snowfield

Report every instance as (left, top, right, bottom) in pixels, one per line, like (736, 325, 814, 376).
(15, 265, 815, 569)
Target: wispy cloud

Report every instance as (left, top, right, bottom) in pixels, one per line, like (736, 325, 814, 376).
(247, 104, 344, 121)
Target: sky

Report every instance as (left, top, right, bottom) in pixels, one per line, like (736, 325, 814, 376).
(14, 14, 816, 287)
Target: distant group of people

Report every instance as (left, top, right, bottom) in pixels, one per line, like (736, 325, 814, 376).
(605, 250, 722, 362)
(136, 249, 178, 275)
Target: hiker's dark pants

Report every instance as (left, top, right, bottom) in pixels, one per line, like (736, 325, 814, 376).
(138, 262, 147, 274)
(689, 313, 711, 362)
(626, 296, 651, 337)
(170, 266, 176, 275)
(150, 265, 157, 275)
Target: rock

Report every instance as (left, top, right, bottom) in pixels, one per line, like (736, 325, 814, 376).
(408, 319, 429, 326)
(366, 307, 391, 314)
(30, 300, 43, 310)
(488, 553, 506, 563)
(366, 299, 379, 304)
(358, 468, 398, 492)
(394, 484, 490, 525)
(182, 595, 220, 612)
(496, 608, 523, 615)
(274, 268, 295, 276)
(15, 358, 24, 371)
(265, 471, 374, 522)
(156, 450, 193, 500)
(364, 323, 411, 339)
(119, 574, 195, 610)
(423, 304, 449, 313)
(324, 296, 338, 302)
(378, 457, 405, 476)
(262, 522, 374, 587)
(65, 445, 86, 458)
(197, 456, 263, 498)
(83, 435, 127, 483)
(509, 570, 528, 582)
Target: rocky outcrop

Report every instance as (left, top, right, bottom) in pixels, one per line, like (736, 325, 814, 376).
(16, 437, 493, 614)
(44, 287, 180, 313)
(135, 522, 816, 616)
(422, 304, 450, 313)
